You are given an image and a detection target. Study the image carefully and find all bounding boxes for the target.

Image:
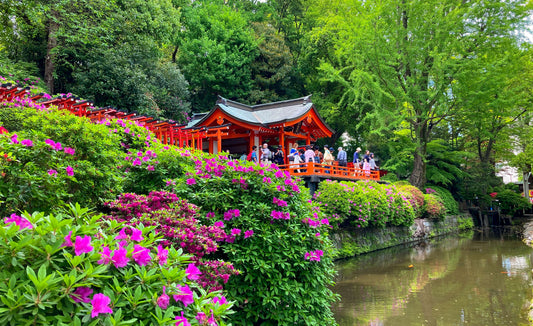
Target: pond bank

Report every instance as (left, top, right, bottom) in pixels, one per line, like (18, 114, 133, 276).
(331, 213, 472, 259)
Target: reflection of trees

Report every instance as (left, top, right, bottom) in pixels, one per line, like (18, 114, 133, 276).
(333, 234, 533, 326)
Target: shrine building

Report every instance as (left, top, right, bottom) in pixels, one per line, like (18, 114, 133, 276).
(186, 95, 334, 155)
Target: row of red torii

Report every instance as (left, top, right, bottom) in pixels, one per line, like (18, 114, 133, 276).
(0, 84, 226, 151)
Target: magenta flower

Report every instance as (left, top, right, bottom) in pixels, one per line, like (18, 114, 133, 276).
(53, 142, 63, 151)
(196, 312, 207, 324)
(62, 231, 73, 247)
(157, 286, 170, 309)
(115, 228, 128, 240)
(230, 228, 241, 236)
(244, 230, 254, 238)
(207, 313, 217, 326)
(213, 295, 227, 305)
(70, 287, 93, 303)
(130, 228, 144, 241)
(64, 147, 75, 155)
(132, 158, 142, 166)
(111, 247, 129, 268)
(47, 169, 58, 176)
(74, 236, 93, 256)
(175, 311, 191, 326)
(132, 245, 151, 266)
(10, 134, 19, 144)
(91, 293, 113, 318)
(97, 246, 112, 265)
(186, 178, 196, 185)
(65, 166, 74, 176)
(4, 213, 33, 229)
(157, 245, 168, 265)
(4, 214, 33, 229)
(147, 165, 155, 171)
(173, 284, 194, 307)
(185, 263, 201, 280)
(213, 221, 225, 228)
(20, 139, 33, 147)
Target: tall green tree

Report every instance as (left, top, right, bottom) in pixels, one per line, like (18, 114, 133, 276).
(176, 1, 258, 109)
(309, 0, 531, 187)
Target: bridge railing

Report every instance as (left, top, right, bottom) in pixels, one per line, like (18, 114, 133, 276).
(278, 162, 380, 181)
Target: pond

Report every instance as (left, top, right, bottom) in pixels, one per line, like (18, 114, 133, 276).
(332, 229, 533, 326)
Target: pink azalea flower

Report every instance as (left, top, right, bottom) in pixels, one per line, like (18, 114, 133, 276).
(186, 178, 196, 185)
(244, 230, 254, 238)
(4, 214, 33, 229)
(65, 166, 74, 176)
(91, 293, 113, 318)
(207, 312, 218, 326)
(157, 286, 170, 309)
(74, 235, 93, 256)
(53, 142, 63, 151)
(213, 221, 225, 228)
(175, 311, 191, 326)
(70, 287, 93, 303)
(20, 139, 33, 147)
(157, 245, 168, 265)
(10, 134, 19, 144)
(97, 246, 112, 265)
(130, 228, 144, 241)
(47, 169, 58, 176)
(62, 231, 73, 247)
(115, 228, 128, 240)
(213, 295, 227, 305)
(185, 263, 201, 280)
(132, 158, 142, 166)
(173, 284, 194, 307)
(111, 247, 129, 268)
(196, 312, 207, 324)
(147, 165, 155, 171)
(132, 245, 151, 266)
(230, 228, 241, 236)
(64, 147, 75, 155)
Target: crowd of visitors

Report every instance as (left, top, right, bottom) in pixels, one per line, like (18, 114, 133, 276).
(241, 143, 379, 172)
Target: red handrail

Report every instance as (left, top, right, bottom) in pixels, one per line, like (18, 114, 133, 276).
(278, 162, 380, 181)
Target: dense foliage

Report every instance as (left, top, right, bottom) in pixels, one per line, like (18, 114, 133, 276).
(315, 180, 416, 228)
(2, 0, 532, 205)
(0, 206, 233, 326)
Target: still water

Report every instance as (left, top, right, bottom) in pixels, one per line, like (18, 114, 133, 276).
(332, 230, 533, 326)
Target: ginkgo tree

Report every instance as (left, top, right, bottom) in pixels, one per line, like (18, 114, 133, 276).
(307, 0, 532, 187)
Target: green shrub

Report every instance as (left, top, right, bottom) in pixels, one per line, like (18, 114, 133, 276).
(396, 183, 425, 217)
(422, 194, 446, 219)
(425, 185, 459, 215)
(316, 180, 415, 228)
(493, 189, 531, 216)
(457, 216, 474, 231)
(167, 157, 339, 325)
(0, 107, 140, 215)
(0, 205, 234, 325)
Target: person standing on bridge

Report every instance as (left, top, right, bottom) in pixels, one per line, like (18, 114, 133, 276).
(353, 147, 362, 167)
(337, 147, 347, 167)
(304, 145, 315, 163)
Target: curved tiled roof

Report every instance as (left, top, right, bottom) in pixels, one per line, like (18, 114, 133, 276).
(188, 95, 332, 132)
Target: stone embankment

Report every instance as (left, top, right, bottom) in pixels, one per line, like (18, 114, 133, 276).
(331, 214, 470, 260)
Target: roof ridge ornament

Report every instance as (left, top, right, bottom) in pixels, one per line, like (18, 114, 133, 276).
(217, 95, 227, 105)
(302, 95, 311, 105)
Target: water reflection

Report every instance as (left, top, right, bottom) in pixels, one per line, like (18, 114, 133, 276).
(332, 229, 533, 326)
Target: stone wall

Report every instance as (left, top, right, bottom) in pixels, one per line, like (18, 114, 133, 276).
(331, 214, 471, 259)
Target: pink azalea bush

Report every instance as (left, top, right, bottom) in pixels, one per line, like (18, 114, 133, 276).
(315, 180, 415, 228)
(164, 154, 338, 325)
(0, 208, 234, 325)
(104, 191, 240, 291)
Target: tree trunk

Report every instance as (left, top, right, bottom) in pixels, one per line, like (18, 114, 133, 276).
(44, 11, 59, 94)
(409, 121, 428, 188)
(410, 148, 426, 188)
